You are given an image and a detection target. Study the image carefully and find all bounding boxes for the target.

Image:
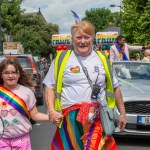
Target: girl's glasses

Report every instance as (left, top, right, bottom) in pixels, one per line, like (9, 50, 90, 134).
(2, 71, 19, 76)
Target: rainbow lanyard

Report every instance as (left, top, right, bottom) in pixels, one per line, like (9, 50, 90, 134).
(0, 85, 30, 119)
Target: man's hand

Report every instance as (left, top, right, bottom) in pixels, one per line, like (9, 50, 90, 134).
(118, 114, 126, 131)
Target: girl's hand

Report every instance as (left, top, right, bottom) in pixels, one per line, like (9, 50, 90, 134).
(49, 110, 63, 126)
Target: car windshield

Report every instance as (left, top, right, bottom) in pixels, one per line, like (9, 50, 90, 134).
(0, 58, 5, 63)
(113, 62, 150, 80)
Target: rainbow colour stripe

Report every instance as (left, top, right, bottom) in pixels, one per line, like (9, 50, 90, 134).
(52, 34, 71, 46)
(0, 85, 29, 119)
(96, 32, 118, 44)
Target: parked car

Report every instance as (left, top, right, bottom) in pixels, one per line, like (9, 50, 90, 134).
(0, 56, 5, 62)
(0, 54, 44, 105)
(113, 61, 150, 137)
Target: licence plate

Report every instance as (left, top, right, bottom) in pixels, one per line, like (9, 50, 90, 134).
(137, 116, 150, 125)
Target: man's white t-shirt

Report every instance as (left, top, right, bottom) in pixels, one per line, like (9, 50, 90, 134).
(43, 50, 118, 108)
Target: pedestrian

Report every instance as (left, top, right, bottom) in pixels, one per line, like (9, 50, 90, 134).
(39, 58, 46, 70)
(39, 57, 48, 76)
(135, 52, 141, 61)
(142, 49, 150, 62)
(110, 35, 150, 61)
(0, 58, 49, 150)
(44, 20, 126, 150)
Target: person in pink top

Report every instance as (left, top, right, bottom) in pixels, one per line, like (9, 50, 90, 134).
(0, 58, 49, 150)
(109, 35, 150, 61)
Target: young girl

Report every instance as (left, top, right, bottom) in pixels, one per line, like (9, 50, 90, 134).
(0, 58, 49, 149)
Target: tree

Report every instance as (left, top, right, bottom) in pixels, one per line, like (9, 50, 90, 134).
(83, 8, 112, 33)
(136, 0, 150, 45)
(122, 0, 150, 45)
(12, 14, 59, 56)
(1, 0, 23, 36)
(1, 0, 59, 57)
(110, 12, 120, 27)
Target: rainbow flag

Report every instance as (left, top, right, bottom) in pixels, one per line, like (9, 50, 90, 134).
(71, 10, 80, 24)
(0, 85, 30, 119)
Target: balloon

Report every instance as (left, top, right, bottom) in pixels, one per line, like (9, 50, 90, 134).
(102, 45, 106, 50)
(57, 45, 63, 50)
(107, 44, 111, 50)
(62, 45, 67, 50)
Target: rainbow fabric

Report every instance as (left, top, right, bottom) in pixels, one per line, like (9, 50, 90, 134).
(0, 85, 29, 119)
(115, 43, 128, 60)
(71, 10, 80, 24)
(51, 110, 117, 150)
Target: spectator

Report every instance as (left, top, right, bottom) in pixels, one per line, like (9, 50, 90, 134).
(39, 57, 48, 76)
(142, 49, 150, 62)
(110, 35, 150, 61)
(135, 53, 141, 61)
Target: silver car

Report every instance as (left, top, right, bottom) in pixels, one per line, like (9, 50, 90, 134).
(113, 61, 150, 136)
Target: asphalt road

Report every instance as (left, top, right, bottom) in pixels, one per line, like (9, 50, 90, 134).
(30, 102, 150, 150)
(30, 102, 55, 150)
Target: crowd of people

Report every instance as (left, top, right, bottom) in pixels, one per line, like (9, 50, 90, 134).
(0, 19, 150, 150)
(127, 50, 150, 61)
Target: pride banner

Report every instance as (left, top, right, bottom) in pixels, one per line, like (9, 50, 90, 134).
(52, 34, 71, 46)
(96, 32, 118, 45)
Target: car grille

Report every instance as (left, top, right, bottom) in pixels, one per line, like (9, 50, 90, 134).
(125, 101, 150, 114)
(125, 123, 150, 131)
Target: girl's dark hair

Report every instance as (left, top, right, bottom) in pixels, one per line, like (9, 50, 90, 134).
(0, 58, 35, 87)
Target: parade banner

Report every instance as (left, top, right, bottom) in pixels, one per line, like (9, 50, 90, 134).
(52, 34, 71, 46)
(96, 32, 118, 45)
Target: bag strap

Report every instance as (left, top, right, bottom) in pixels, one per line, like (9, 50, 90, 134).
(73, 51, 93, 89)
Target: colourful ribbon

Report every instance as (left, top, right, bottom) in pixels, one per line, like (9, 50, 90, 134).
(115, 43, 128, 60)
(0, 85, 30, 119)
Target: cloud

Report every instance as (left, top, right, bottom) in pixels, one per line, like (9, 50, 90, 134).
(21, 0, 121, 33)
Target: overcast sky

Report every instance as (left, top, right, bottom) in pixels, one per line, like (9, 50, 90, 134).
(21, 0, 121, 34)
